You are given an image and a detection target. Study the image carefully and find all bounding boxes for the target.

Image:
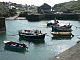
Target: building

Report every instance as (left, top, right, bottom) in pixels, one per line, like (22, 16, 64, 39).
(38, 3, 51, 14)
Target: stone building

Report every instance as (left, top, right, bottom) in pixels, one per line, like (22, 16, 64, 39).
(38, 3, 51, 14)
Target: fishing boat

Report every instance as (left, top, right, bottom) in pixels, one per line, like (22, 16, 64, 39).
(18, 29, 46, 41)
(47, 19, 72, 29)
(61, 24, 72, 28)
(51, 32, 74, 38)
(3, 41, 28, 52)
(52, 26, 72, 32)
(47, 19, 59, 27)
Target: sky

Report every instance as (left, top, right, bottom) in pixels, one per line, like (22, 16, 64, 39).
(0, 0, 76, 6)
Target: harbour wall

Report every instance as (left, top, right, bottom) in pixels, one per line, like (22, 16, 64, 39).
(0, 17, 6, 33)
(19, 13, 80, 21)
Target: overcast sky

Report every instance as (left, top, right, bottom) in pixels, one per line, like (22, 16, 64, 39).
(0, 0, 76, 6)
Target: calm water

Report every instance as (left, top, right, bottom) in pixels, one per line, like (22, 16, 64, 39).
(0, 19, 80, 60)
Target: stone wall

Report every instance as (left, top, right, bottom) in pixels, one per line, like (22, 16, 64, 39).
(0, 17, 6, 32)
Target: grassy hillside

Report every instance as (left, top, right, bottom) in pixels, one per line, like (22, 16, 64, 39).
(52, 1, 80, 13)
(0, 2, 9, 17)
(0, 2, 18, 17)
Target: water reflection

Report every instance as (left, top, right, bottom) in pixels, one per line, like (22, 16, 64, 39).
(0, 32, 6, 44)
(52, 36, 73, 40)
(19, 38, 45, 44)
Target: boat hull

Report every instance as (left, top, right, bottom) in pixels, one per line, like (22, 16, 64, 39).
(51, 32, 74, 38)
(4, 45, 26, 52)
(19, 34, 45, 41)
(4, 41, 27, 52)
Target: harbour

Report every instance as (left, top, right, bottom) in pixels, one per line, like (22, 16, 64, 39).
(0, 19, 80, 60)
(0, 0, 80, 60)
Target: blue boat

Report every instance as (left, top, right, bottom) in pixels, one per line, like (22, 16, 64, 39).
(52, 26, 72, 32)
(4, 41, 28, 52)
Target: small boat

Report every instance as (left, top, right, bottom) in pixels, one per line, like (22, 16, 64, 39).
(59, 23, 72, 28)
(3, 41, 28, 52)
(52, 26, 72, 32)
(47, 19, 72, 29)
(51, 32, 74, 38)
(47, 20, 59, 27)
(18, 29, 46, 41)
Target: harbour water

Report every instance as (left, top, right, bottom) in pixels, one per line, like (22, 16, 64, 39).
(0, 19, 80, 60)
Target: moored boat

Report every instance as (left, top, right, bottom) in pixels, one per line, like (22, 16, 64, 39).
(3, 41, 28, 52)
(47, 19, 72, 29)
(61, 24, 72, 28)
(18, 29, 46, 41)
(47, 19, 59, 27)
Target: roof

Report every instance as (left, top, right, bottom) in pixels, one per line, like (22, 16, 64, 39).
(39, 3, 51, 9)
